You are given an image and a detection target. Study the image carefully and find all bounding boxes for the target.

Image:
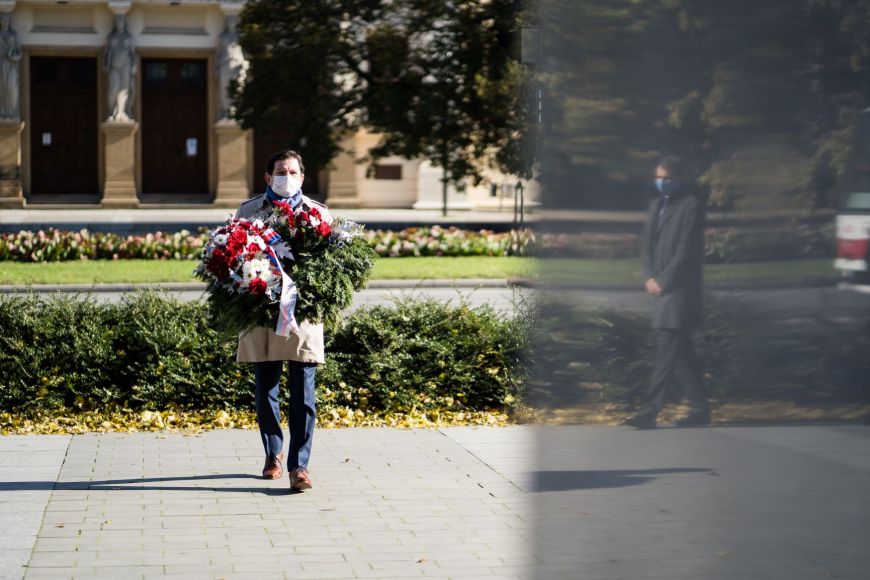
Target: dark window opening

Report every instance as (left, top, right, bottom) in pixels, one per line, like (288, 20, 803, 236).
(374, 164, 402, 180)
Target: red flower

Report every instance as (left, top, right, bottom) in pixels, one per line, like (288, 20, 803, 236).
(316, 221, 332, 237)
(298, 211, 311, 225)
(246, 242, 262, 256)
(230, 229, 247, 246)
(309, 207, 322, 220)
(207, 248, 236, 281)
(249, 278, 268, 296)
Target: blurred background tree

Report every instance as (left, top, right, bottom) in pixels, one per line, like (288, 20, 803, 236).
(359, 0, 532, 213)
(539, 0, 870, 211)
(236, 0, 534, 201)
(234, 0, 387, 179)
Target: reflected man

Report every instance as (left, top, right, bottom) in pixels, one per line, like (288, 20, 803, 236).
(625, 156, 710, 429)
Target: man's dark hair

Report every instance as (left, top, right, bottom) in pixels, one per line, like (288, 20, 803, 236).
(655, 155, 685, 179)
(266, 149, 305, 175)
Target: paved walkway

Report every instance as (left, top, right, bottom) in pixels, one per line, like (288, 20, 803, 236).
(1, 428, 533, 580)
(2, 425, 869, 579)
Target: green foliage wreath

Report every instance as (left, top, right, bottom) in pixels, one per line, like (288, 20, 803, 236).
(199, 217, 377, 334)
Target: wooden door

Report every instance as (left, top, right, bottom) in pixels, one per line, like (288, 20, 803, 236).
(141, 59, 208, 193)
(30, 57, 99, 194)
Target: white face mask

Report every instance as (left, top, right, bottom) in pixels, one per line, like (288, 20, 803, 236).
(270, 174, 302, 198)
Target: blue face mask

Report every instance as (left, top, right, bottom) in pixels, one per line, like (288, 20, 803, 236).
(655, 178, 681, 196)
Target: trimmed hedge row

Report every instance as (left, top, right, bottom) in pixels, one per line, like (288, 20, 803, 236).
(0, 293, 528, 415)
(529, 295, 870, 409)
(2, 289, 866, 420)
(0, 223, 834, 263)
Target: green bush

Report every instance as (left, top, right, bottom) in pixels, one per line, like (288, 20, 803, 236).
(0, 292, 250, 412)
(323, 298, 528, 413)
(704, 223, 834, 263)
(0, 292, 526, 414)
(529, 293, 869, 408)
(3, 290, 863, 417)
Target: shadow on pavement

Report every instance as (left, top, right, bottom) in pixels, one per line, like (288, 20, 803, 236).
(533, 467, 713, 492)
(0, 473, 292, 495)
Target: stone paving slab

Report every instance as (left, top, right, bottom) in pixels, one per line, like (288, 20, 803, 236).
(3, 425, 870, 579)
(0, 436, 71, 580)
(14, 428, 532, 580)
(534, 424, 870, 580)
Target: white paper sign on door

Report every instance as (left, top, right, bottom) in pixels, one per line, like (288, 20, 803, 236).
(42, 133, 52, 146)
(186, 138, 198, 157)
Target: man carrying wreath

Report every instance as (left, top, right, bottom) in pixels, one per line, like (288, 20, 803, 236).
(234, 149, 331, 491)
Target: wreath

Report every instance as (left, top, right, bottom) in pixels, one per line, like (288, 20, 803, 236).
(195, 203, 376, 334)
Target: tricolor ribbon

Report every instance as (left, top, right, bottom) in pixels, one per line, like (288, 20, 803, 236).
(262, 227, 298, 337)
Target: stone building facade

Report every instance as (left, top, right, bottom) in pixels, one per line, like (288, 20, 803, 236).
(0, 0, 535, 210)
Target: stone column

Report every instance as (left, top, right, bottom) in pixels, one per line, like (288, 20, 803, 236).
(101, 120, 138, 208)
(0, 119, 23, 207)
(213, 119, 250, 208)
(325, 132, 361, 208)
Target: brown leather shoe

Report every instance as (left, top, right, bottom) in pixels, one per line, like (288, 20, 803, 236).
(289, 467, 313, 491)
(262, 452, 284, 480)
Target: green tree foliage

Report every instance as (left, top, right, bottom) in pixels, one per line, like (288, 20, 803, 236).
(539, 0, 870, 211)
(360, 0, 535, 191)
(235, 0, 533, 196)
(234, 0, 386, 173)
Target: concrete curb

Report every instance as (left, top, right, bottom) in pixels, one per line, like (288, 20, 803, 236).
(0, 276, 842, 294)
(505, 276, 841, 291)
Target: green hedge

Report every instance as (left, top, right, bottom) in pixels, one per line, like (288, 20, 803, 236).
(703, 223, 834, 263)
(3, 290, 863, 417)
(530, 295, 870, 409)
(0, 292, 527, 414)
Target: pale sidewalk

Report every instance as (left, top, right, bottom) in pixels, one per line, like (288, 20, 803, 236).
(1, 427, 534, 580)
(3, 424, 869, 579)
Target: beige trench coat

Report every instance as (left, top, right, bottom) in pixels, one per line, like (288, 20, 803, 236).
(233, 193, 331, 364)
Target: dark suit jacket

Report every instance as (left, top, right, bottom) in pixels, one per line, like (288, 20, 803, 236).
(641, 193, 705, 330)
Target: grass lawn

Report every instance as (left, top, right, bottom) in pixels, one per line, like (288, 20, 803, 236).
(0, 257, 532, 285)
(0, 256, 837, 285)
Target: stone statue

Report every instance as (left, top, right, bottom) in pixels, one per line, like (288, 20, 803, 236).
(104, 14, 136, 122)
(217, 16, 249, 120)
(0, 14, 21, 119)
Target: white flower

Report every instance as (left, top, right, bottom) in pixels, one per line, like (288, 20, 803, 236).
(213, 233, 228, 246)
(246, 234, 266, 251)
(242, 258, 273, 281)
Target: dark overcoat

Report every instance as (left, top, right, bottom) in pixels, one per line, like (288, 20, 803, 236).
(641, 193, 705, 330)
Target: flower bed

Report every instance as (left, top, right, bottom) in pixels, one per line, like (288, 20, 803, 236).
(0, 226, 534, 262)
(0, 229, 205, 262)
(0, 222, 835, 263)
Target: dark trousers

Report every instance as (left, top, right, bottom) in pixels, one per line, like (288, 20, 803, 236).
(253, 360, 317, 470)
(641, 328, 708, 415)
